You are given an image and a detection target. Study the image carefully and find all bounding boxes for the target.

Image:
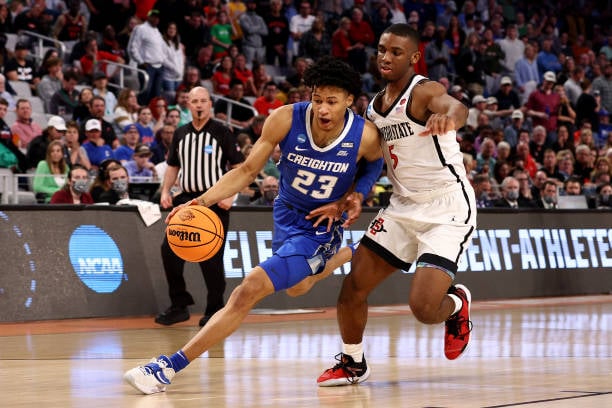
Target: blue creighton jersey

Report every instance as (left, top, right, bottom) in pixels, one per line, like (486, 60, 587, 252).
(277, 102, 364, 212)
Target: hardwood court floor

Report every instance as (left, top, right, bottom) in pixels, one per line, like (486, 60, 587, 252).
(0, 295, 610, 408)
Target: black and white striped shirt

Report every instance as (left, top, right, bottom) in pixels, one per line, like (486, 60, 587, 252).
(167, 120, 243, 194)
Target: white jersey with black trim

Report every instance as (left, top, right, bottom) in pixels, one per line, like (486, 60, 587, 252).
(366, 74, 468, 198)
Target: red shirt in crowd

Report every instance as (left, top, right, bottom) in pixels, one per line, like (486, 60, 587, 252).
(525, 89, 560, 133)
(253, 96, 283, 116)
(348, 20, 375, 48)
(233, 67, 254, 88)
(331, 29, 351, 60)
(50, 188, 94, 204)
(80, 51, 122, 77)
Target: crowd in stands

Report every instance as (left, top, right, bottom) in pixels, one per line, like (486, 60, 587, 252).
(0, 0, 610, 210)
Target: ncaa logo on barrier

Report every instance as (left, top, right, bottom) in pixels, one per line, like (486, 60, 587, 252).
(68, 225, 125, 293)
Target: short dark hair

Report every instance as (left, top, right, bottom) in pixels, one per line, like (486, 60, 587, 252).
(45, 56, 62, 68)
(65, 120, 79, 129)
(564, 176, 582, 189)
(382, 23, 420, 45)
(596, 183, 612, 194)
(105, 162, 127, 179)
(16, 98, 30, 109)
(69, 164, 88, 179)
(97, 159, 121, 182)
(253, 114, 267, 125)
(543, 180, 557, 190)
(63, 69, 79, 82)
(230, 78, 244, 89)
(473, 174, 490, 185)
(90, 95, 105, 107)
(303, 56, 361, 98)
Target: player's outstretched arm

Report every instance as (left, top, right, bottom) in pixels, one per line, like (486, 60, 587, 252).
(166, 106, 293, 222)
(417, 81, 468, 136)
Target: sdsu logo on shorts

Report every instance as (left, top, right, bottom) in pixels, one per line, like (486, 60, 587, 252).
(369, 217, 387, 235)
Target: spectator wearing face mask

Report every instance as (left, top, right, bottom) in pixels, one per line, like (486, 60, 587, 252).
(493, 176, 536, 208)
(595, 183, 612, 209)
(472, 174, 494, 208)
(535, 180, 558, 209)
(250, 175, 279, 206)
(50, 164, 93, 204)
(98, 163, 130, 204)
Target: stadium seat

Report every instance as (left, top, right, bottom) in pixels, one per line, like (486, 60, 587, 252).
(264, 64, 288, 77)
(0, 168, 37, 204)
(9, 80, 32, 98)
(4, 33, 17, 52)
(26, 96, 45, 113)
(201, 79, 214, 94)
(4, 110, 16, 126)
(31, 112, 49, 129)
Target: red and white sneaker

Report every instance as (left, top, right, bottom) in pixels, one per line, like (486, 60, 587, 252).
(317, 353, 370, 387)
(444, 284, 473, 360)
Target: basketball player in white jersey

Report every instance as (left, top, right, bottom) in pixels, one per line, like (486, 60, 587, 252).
(317, 23, 476, 386)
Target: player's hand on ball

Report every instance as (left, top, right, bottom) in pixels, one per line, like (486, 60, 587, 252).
(165, 199, 199, 224)
(166, 206, 224, 262)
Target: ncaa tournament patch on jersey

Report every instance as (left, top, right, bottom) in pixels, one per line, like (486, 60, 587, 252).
(204, 145, 213, 154)
(297, 134, 307, 144)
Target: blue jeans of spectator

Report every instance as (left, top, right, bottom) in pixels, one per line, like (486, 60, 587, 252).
(162, 79, 179, 104)
(162, 79, 179, 92)
(138, 64, 164, 105)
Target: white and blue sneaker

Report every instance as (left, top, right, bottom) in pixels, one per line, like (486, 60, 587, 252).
(124, 356, 176, 395)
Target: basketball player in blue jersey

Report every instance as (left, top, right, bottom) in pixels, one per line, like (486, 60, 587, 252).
(317, 23, 476, 386)
(124, 56, 384, 395)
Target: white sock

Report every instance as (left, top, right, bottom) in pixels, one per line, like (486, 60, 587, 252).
(342, 343, 363, 363)
(448, 293, 462, 316)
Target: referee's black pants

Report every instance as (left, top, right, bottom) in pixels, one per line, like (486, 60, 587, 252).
(160, 192, 230, 316)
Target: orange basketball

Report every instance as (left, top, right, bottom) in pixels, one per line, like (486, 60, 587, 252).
(166, 205, 224, 262)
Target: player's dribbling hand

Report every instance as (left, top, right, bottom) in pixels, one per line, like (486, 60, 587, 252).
(419, 113, 456, 137)
(306, 192, 363, 231)
(341, 192, 363, 228)
(306, 201, 342, 232)
(164, 199, 199, 224)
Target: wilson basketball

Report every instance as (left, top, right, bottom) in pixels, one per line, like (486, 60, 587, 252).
(166, 205, 224, 262)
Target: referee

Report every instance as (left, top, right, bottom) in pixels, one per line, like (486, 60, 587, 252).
(156, 86, 244, 327)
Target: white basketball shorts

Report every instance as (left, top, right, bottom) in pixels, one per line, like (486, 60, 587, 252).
(361, 183, 476, 278)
